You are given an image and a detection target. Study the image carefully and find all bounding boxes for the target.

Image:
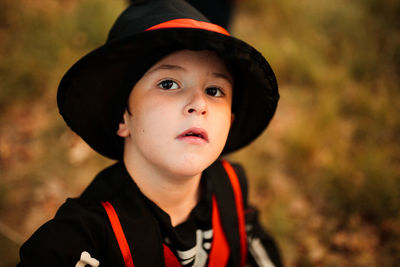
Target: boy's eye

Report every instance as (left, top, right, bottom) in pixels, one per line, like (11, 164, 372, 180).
(158, 80, 179, 90)
(206, 87, 224, 97)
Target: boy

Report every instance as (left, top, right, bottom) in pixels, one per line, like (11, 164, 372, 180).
(18, 0, 281, 266)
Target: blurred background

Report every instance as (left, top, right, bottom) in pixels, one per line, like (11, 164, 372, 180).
(0, 0, 399, 266)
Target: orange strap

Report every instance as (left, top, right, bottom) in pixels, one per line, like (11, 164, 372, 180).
(101, 201, 135, 267)
(208, 195, 230, 267)
(163, 244, 182, 267)
(145, 18, 230, 36)
(221, 159, 247, 267)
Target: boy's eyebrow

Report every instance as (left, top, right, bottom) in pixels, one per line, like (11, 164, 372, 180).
(147, 64, 185, 74)
(148, 64, 233, 84)
(212, 72, 233, 85)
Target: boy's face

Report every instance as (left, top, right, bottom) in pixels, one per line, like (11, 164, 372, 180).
(117, 50, 234, 177)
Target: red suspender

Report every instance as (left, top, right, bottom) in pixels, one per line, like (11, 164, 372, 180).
(101, 201, 135, 267)
(102, 160, 246, 267)
(208, 195, 230, 266)
(221, 159, 248, 267)
(163, 245, 182, 267)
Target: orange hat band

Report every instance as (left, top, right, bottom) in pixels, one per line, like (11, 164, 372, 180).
(145, 18, 230, 36)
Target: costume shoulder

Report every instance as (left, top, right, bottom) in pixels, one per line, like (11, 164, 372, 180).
(231, 163, 283, 267)
(219, 160, 283, 266)
(246, 205, 284, 267)
(18, 162, 130, 267)
(18, 198, 106, 266)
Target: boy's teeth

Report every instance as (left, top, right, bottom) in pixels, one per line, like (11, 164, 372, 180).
(185, 132, 201, 138)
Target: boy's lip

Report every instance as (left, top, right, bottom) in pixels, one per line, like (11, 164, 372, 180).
(176, 127, 209, 143)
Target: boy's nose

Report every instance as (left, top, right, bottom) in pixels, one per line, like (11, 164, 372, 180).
(184, 91, 208, 116)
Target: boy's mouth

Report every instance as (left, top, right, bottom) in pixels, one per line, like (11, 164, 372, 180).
(177, 128, 209, 143)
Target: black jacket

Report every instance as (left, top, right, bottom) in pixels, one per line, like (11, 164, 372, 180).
(18, 160, 282, 266)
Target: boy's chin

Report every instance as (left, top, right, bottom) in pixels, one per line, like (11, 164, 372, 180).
(165, 154, 219, 178)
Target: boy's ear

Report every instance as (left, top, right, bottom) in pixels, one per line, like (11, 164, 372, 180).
(116, 111, 130, 137)
(230, 113, 235, 126)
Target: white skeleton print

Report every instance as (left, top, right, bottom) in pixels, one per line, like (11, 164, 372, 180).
(175, 229, 213, 267)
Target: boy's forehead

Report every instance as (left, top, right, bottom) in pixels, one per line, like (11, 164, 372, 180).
(146, 49, 232, 81)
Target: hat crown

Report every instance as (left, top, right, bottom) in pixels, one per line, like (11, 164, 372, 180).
(107, 0, 209, 43)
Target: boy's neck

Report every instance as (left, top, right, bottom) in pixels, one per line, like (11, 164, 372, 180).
(123, 157, 202, 227)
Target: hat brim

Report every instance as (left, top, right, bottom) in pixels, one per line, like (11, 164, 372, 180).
(57, 28, 279, 159)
